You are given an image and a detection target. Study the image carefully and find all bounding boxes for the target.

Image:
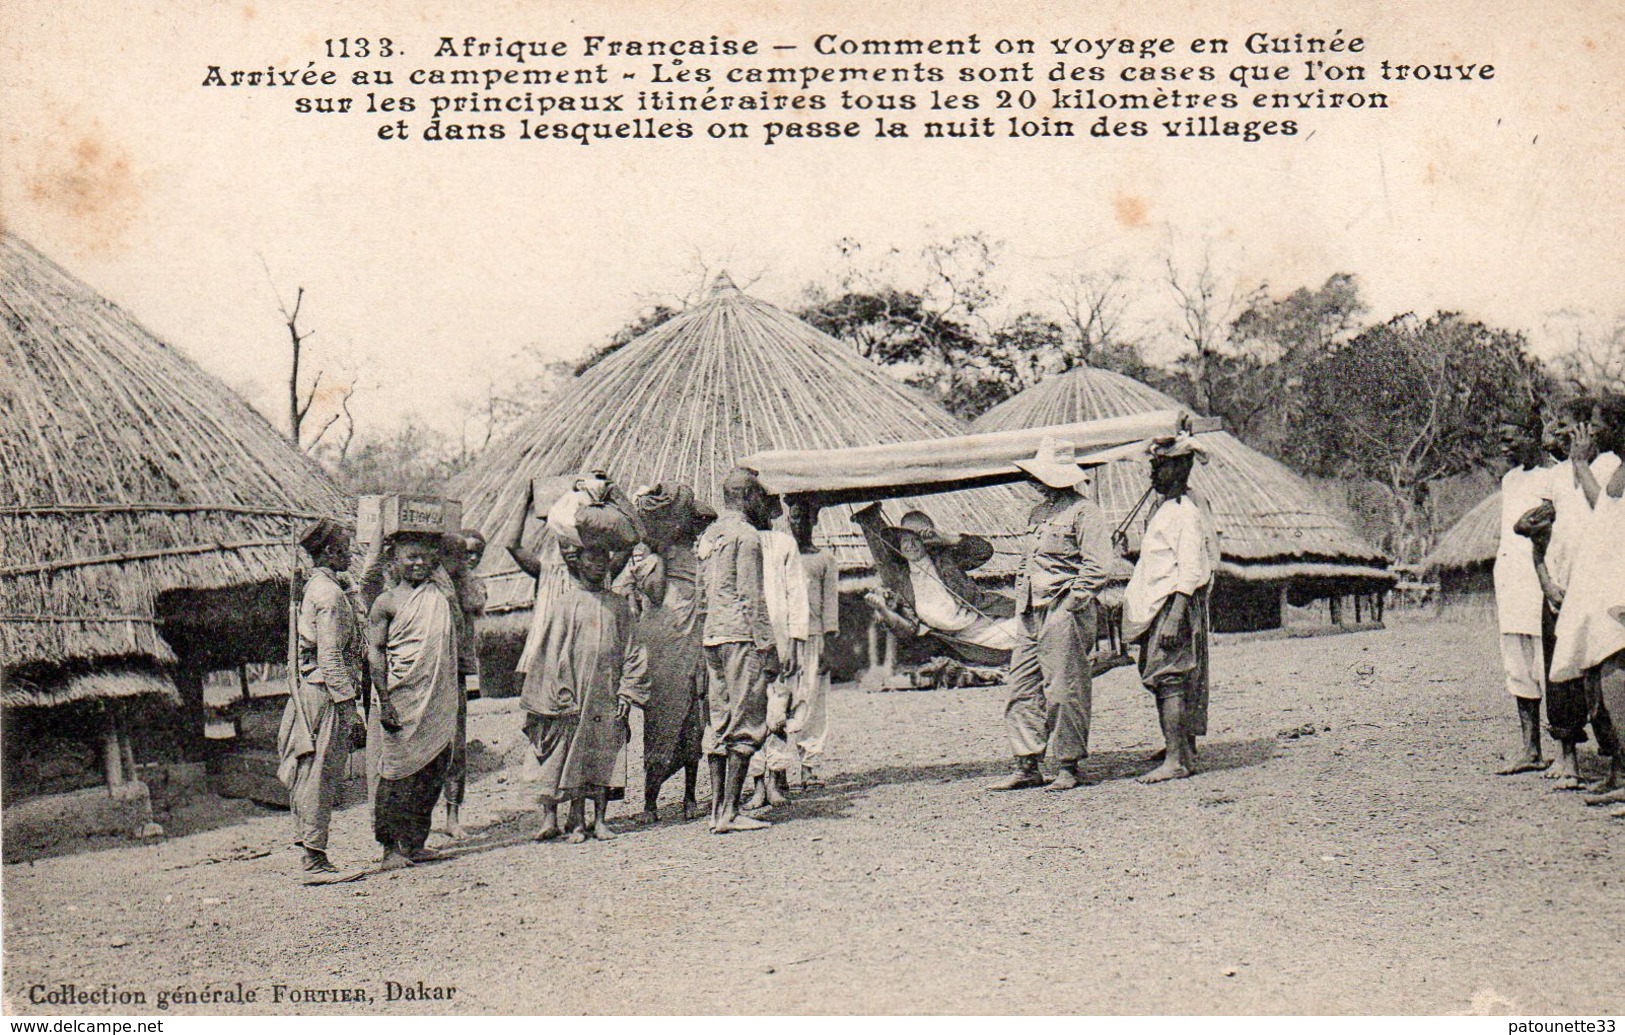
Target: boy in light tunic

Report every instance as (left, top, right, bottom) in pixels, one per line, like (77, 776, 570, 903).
(1492, 412, 1555, 775)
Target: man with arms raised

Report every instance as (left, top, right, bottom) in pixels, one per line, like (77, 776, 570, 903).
(1549, 395, 1625, 809)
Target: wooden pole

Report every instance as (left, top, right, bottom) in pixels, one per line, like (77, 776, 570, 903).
(118, 701, 137, 783)
(101, 705, 125, 792)
(238, 664, 252, 701)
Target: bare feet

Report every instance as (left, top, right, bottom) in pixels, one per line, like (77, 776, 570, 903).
(1542, 753, 1581, 781)
(406, 846, 446, 863)
(765, 772, 790, 806)
(629, 809, 659, 827)
(1495, 756, 1551, 776)
(534, 823, 561, 842)
(1044, 767, 1081, 792)
(378, 849, 415, 871)
(745, 780, 769, 811)
(566, 830, 588, 844)
(590, 821, 617, 841)
(988, 761, 1044, 792)
(442, 806, 467, 841)
(1582, 785, 1625, 806)
(1138, 760, 1192, 784)
(302, 850, 340, 875)
(1609, 804, 1625, 820)
(1549, 775, 1585, 791)
(714, 814, 772, 833)
(682, 801, 704, 822)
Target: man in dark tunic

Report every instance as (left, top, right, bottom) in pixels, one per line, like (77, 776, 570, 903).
(277, 518, 365, 876)
(696, 467, 782, 833)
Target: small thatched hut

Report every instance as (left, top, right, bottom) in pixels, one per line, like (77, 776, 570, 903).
(456, 273, 1033, 686)
(1, 233, 349, 797)
(1419, 490, 1497, 608)
(972, 363, 1395, 631)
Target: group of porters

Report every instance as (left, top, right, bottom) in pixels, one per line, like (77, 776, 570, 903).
(1491, 392, 1625, 819)
(277, 432, 1220, 877)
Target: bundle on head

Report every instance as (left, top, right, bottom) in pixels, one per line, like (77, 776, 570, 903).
(635, 482, 703, 547)
(576, 503, 640, 554)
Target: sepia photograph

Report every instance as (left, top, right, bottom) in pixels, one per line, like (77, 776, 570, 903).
(1, 0, 1622, 1020)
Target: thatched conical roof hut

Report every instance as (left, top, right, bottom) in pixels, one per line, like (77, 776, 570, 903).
(1420, 491, 1497, 575)
(972, 363, 1394, 630)
(1419, 490, 1497, 606)
(0, 233, 349, 707)
(457, 274, 1032, 619)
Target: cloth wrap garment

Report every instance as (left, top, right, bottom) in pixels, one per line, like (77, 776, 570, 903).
(618, 542, 708, 789)
(368, 579, 463, 850)
(1496, 464, 1551, 701)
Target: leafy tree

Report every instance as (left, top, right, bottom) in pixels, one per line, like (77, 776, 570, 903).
(1218, 273, 1366, 453)
(1287, 312, 1547, 561)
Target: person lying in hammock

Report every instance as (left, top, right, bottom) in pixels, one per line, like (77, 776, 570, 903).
(852, 504, 1019, 668)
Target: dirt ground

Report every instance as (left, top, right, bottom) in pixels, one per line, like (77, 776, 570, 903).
(3, 612, 1622, 1016)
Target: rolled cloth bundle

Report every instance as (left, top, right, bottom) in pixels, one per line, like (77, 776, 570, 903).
(633, 482, 709, 546)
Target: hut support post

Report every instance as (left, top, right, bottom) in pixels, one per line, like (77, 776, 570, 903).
(101, 705, 125, 792)
(866, 615, 880, 672)
(238, 664, 251, 701)
(883, 629, 897, 673)
(174, 659, 209, 761)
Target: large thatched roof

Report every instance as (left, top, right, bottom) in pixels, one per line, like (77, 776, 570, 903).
(457, 274, 1032, 613)
(972, 363, 1393, 582)
(0, 233, 349, 685)
(1420, 491, 1497, 574)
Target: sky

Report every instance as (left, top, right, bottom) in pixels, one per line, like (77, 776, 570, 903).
(3, 0, 1623, 442)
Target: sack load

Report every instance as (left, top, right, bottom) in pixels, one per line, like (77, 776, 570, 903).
(546, 471, 642, 553)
